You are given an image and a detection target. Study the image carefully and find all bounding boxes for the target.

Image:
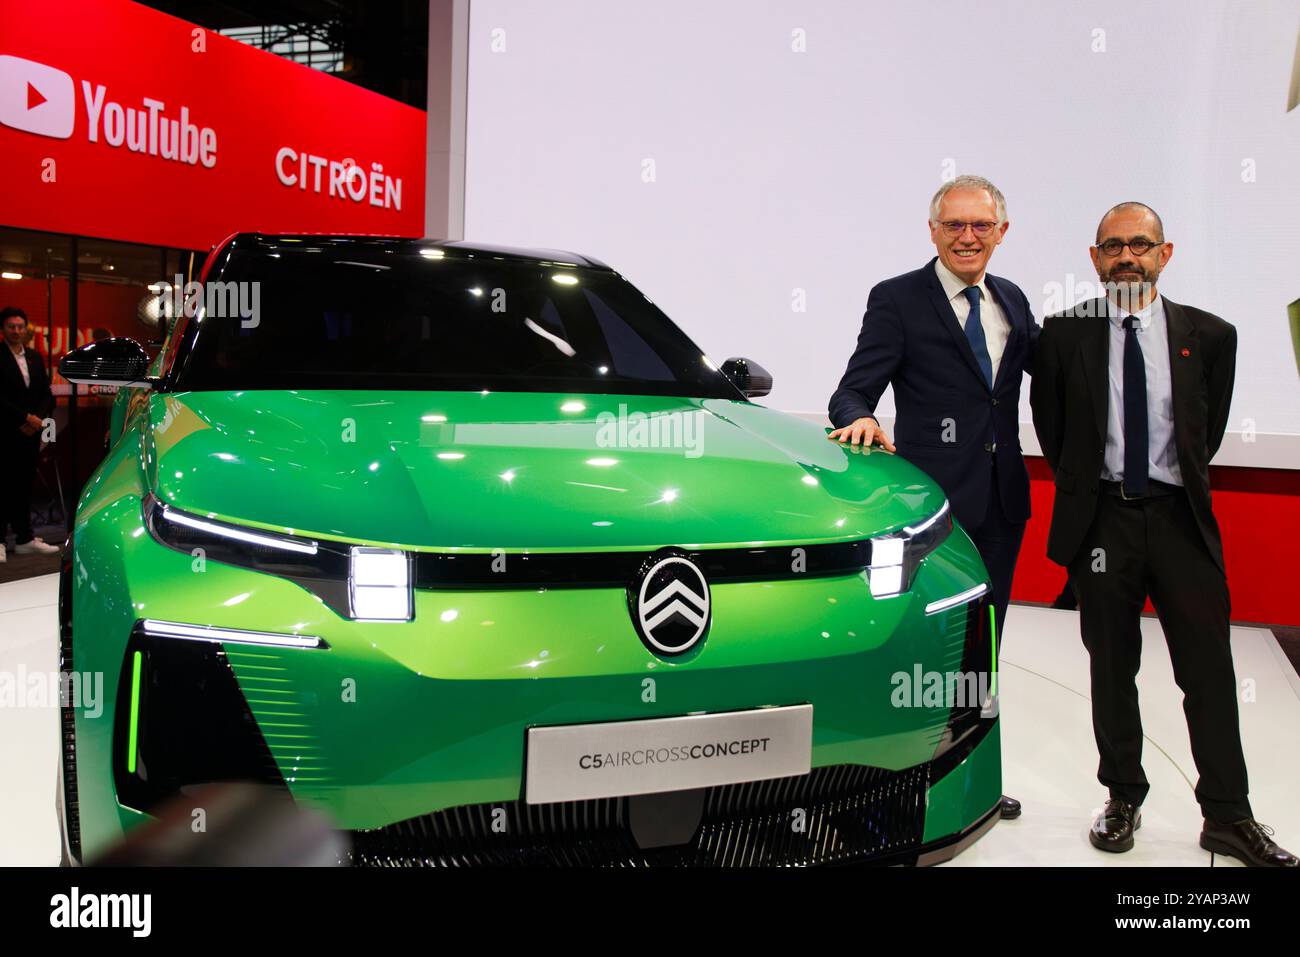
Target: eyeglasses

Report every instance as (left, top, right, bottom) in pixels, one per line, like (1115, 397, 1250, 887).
(1096, 238, 1164, 257)
(938, 220, 998, 237)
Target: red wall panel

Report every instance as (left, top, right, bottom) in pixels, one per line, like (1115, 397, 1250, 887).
(1013, 457, 1300, 627)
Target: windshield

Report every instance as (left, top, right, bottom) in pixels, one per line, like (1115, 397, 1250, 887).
(168, 243, 739, 398)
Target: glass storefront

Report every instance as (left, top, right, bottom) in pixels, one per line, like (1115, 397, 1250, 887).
(0, 227, 205, 523)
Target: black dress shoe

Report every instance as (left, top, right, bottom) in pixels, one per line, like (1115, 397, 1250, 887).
(1200, 819, 1299, 867)
(999, 795, 1021, 820)
(1090, 799, 1141, 852)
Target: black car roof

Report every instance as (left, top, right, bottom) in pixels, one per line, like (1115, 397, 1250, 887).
(222, 233, 613, 271)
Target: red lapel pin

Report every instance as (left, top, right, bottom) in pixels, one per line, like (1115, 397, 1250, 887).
(1181, 348, 1190, 357)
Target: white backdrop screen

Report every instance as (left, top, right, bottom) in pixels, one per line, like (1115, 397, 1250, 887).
(464, 0, 1300, 455)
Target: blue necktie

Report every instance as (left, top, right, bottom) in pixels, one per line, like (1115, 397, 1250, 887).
(1122, 315, 1149, 496)
(961, 286, 993, 389)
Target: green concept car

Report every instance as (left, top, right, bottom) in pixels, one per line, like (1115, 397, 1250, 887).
(56, 234, 1001, 866)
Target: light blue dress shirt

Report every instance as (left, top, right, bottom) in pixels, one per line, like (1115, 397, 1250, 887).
(934, 259, 1010, 383)
(1101, 295, 1182, 486)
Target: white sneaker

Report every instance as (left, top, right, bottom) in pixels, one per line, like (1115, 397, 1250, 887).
(14, 537, 60, 555)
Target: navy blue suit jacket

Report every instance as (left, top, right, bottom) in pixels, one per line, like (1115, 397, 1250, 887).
(829, 257, 1039, 530)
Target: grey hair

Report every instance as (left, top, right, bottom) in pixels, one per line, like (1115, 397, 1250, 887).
(929, 175, 1007, 224)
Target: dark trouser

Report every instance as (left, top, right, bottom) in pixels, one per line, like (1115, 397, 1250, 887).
(964, 458, 1026, 656)
(2, 432, 40, 544)
(1067, 486, 1251, 823)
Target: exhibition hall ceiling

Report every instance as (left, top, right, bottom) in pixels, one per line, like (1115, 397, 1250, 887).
(141, 0, 430, 108)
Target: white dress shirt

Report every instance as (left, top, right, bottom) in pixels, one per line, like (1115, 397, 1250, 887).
(1101, 294, 1182, 486)
(934, 259, 1010, 384)
(10, 346, 30, 387)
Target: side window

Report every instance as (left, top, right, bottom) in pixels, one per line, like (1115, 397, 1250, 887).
(156, 312, 189, 381)
(584, 290, 674, 380)
(535, 298, 567, 336)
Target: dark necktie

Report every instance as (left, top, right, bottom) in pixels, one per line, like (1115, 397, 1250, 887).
(1122, 315, 1149, 497)
(961, 286, 993, 389)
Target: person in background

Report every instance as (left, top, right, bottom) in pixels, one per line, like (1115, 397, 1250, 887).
(1031, 202, 1296, 866)
(827, 175, 1040, 821)
(0, 306, 61, 561)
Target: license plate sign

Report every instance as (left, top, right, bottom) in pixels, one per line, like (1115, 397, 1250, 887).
(525, 704, 813, 804)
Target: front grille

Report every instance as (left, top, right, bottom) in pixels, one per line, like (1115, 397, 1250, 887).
(349, 762, 930, 867)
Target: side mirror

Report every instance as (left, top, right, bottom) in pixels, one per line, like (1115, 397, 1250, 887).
(720, 357, 773, 398)
(60, 337, 154, 388)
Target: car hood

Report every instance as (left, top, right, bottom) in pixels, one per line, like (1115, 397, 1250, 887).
(145, 391, 945, 550)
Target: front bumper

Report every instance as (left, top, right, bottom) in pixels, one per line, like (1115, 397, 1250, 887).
(348, 724, 1002, 866)
(69, 493, 1000, 862)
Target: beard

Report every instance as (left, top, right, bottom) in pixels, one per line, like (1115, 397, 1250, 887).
(1101, 261, 1159, 311)
(1101, 260, 1159, 284)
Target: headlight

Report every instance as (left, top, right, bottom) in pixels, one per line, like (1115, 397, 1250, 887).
(868, 499, 952, 599)
(144, 494, 412, 621)
(349, 547, 413, 621)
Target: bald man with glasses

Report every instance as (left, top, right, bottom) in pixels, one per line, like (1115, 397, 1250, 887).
(1031, 202, 1296, 866)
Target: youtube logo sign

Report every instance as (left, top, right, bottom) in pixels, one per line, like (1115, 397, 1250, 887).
(1, 52, 218, 165)
(0, 54, 74, 139)
(0, 0, 425, 251)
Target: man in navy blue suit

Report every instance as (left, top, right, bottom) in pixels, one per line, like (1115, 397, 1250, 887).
(828, 175, 1039, 820)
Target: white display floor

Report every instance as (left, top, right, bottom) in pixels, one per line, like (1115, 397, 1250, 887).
(2, 574, 1295, 866)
